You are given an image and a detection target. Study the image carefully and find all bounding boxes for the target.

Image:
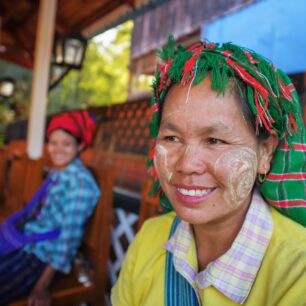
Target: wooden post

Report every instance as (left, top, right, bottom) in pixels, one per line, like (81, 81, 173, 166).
(27, 0, 57, 159)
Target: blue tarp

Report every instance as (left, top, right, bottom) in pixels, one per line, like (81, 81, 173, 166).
(203, 0, 306, 74)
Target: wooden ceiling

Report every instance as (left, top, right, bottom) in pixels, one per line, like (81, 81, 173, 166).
(0, 0, 158, 69)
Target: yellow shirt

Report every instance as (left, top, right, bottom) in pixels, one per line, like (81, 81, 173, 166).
(111, 208, 306, 306)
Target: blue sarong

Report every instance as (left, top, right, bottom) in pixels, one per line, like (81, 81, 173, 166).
(0, 249, 46, 305)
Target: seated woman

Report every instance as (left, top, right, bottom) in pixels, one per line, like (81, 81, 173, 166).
(0, 110, 100, 305)
(111, 38, 306, 305)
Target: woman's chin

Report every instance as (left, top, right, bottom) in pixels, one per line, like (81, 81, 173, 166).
(172, 203, 215, 225)
(52, 160, 69, 169)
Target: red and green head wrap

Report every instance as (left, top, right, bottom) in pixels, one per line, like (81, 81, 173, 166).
(148, 36, 306, 226)
(47, 110, 96, 150)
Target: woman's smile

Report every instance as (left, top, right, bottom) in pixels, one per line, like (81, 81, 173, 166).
(174, 184, 216, 205)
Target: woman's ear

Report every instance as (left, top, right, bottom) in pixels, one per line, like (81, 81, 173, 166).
(257, 131, 279, 174)
(78, 143, 84, 153)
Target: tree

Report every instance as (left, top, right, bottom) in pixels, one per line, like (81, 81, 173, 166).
(48, 21, 133, 113)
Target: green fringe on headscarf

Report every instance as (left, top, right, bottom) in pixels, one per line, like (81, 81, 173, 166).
(147, 36, 306, 226)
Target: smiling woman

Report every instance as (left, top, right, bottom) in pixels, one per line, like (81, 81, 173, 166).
(111, 37, 306, 306)
(0, 110, 100, 305)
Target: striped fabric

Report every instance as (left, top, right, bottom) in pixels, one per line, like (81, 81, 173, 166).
(165, 217, 198, 306)
(164, 189, 273, 304)
(24, 158, 100, 273)
(260, 129, 306, 226)
(0, 249, 46, 304)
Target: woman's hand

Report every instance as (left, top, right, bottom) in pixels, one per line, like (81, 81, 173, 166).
(27, 289, 51, 306)
(28, 265, 55, 306)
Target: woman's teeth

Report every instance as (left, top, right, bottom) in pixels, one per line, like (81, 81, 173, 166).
(177, 188, 212, 196)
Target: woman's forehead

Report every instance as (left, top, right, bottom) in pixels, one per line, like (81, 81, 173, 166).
(160, 79, 254, 136)
(165, 76, 235, 103)
(164, 80, 240, 116)
(49, 129, 76, 141)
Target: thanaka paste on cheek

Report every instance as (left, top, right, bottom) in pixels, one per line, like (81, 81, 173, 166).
(214, 148, 258, 208)
(154, 144, 173, 183)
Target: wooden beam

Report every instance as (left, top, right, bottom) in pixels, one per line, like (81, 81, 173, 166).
(0, 52, 33, 70)
(4, 23, 34, 57)
(74, 0, 124, 32)
(0, 4, 16, 25)
(0, 0, 38, 58)
(2, 3, 37, 54)
(24, 0, 40, 7)
(55, 15, 71, 33)
(123, 0, 136, 9)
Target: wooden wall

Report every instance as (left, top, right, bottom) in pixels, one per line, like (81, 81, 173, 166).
(130, 0, 255, 74)
(90, 95, 152, 193)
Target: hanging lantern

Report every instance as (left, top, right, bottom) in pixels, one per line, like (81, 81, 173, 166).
(0, 77, 15, 98)
(53, 32, 87, 69)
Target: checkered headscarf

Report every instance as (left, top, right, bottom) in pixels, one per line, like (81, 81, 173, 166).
(148, 36, 306, 226)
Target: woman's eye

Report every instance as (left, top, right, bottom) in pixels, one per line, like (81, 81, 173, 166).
(206, 138, 224, 145)
(164, 135, 179, 142)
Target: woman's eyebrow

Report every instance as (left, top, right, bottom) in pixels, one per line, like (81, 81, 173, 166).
(159, 121, 179, 131)
(199, 122, 233, 134)
(160, 121, 233, 133)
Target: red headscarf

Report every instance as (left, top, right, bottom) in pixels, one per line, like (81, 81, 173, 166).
(46, 110, 96, 149)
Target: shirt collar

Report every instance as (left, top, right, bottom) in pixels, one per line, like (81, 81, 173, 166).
(164, 189, 273, 304)
(50, 157, 82, 181)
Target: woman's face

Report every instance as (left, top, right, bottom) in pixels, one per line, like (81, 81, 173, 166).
(48, 129, 81, 171)
(155, 77, 268, 227)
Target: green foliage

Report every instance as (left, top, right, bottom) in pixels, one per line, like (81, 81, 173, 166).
(0, 61, 32, 142)
(48, 21, 133, 113)
(131, 73, 154, 92)
(0, 61, 32, 114)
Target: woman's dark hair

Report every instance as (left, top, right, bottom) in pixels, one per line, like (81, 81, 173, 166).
(48, 128, 82, 145)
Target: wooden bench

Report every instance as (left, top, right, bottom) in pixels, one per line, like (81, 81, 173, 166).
(0, 145, 8, 204)
(9, 164, 115, 306)
(137, 178, 160, 230)
(0, 151, 52, 221)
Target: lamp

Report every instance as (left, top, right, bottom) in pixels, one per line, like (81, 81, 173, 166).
(49, 32, 87, 91)
(0, 77, 15, 98)
(53, 32, 87, 69)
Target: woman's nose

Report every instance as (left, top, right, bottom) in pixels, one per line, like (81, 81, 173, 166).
(175, 144, 206, 175)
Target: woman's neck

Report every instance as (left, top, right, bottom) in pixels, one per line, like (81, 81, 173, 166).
(192, 202, 250, 271)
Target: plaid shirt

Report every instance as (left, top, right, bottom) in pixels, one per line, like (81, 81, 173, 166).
(24, 158, 100, 273)
(164, 189, 273, 304)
